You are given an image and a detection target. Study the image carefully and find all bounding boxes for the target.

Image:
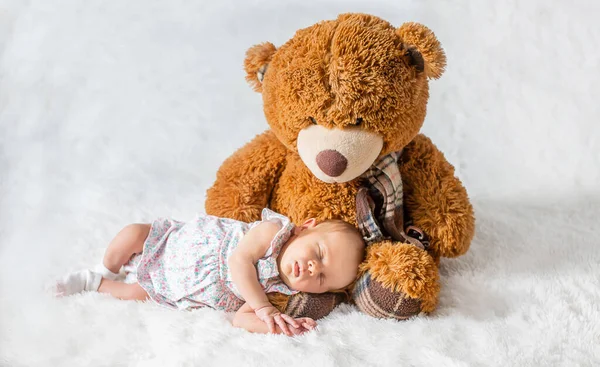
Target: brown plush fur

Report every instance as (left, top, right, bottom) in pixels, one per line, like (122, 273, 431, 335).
(397, 22, 446, 79)
(258, 13, 434, 155)
(358, 240, 440, 312)
(206, 13, 475, 318)
(400, 134, 475, 260)
(244, 42, 277, 92)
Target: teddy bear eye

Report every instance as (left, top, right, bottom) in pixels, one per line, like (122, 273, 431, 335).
(355, 118, 364, 126)
(309, 117, 317, 125)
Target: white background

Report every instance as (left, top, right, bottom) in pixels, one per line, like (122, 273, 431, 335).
(1, 0, 599, 366)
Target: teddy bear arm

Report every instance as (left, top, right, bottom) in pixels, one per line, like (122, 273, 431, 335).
(400, 134, 475, 259)
(205, 130, 287, 222)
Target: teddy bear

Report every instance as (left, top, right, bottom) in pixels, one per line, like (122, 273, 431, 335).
(205, 13, 475, 321)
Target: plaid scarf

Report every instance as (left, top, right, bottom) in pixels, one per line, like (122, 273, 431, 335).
(356, 151, 430, 249)
(352, 150, 431, 320)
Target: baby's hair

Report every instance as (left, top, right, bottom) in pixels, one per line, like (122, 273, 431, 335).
(316, 219, 365, 247)
(316, 219, 363, 239)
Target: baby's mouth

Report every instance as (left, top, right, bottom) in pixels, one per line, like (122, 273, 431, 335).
(293, 261, 300, 277)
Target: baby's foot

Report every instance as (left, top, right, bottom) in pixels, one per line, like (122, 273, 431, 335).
(53, 269, 102, 297)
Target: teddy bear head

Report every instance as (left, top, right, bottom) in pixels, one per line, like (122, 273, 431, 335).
(244, 13, 446, 183)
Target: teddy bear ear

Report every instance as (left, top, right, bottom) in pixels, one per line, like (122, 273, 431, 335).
(396, 22, 446, 79)
(244, 42, 277, 92)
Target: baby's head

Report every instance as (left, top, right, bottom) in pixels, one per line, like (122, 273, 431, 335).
(277, 218, 365, 294)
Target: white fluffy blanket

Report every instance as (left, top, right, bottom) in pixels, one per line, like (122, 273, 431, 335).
(1, 0, 599, 366)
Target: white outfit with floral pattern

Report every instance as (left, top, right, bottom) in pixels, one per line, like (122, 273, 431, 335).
(123, 208, 297, 311)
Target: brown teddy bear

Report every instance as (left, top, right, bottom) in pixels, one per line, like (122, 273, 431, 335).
(206, 13, 474, 320)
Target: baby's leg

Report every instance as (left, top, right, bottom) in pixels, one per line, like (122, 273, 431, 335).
(53, 224, 150, 297)
(102, 223, 151, 273)
(98, 280, 149, 301)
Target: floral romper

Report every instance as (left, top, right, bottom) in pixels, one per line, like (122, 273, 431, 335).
(123, 208, 298, 312)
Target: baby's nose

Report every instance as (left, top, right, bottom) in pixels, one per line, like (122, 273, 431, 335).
(308, 260, 321, 275)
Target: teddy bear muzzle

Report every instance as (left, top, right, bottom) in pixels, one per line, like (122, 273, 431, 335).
(297, 124, 383, 183)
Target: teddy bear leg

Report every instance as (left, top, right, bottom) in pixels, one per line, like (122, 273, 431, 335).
(353, 241, 440, 319)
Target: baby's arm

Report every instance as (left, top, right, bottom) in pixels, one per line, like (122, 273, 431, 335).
(229, 222, 280, 310)
(229, 222, 299, 335)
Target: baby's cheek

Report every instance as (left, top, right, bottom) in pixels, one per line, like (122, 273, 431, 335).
(293, 279, 313, 293)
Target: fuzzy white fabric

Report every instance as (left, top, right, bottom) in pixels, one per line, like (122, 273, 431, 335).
(1, 0, 599, 366)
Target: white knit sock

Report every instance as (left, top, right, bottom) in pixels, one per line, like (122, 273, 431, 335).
(93, 263, 120, 281)
(54, 269, 102, 297)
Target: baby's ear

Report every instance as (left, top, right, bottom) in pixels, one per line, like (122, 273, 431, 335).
(301, 218, 317, 229)
(396, 23, 446, 79)
(244, 42, 277, 92)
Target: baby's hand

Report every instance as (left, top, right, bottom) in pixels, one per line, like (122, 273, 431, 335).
(254, 305, 299, 336)
(288, 317, 317, 336)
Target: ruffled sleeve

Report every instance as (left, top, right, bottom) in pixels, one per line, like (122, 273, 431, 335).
(259, 208, 295, 259)
(226, 208, 298, 301)
(252, 209, 298, 296)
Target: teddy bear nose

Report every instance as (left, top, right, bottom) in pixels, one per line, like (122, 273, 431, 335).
(316, 149, 348, 177)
